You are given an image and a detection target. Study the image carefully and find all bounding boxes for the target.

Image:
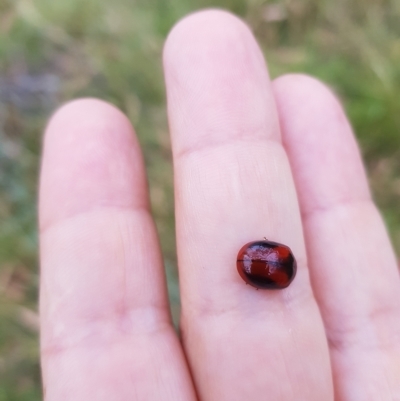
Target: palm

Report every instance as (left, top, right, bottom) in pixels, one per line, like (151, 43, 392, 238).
(39, 10, 400, 401)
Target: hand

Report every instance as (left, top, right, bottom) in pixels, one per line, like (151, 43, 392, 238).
(38, 10, 400, 401)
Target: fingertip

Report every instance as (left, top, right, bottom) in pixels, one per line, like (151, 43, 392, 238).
(44, 98, 133, 145)
(163, 9, 255, 66)
(40, 97, 147, 232)
(273, 73, 328, 93)
(272, 73, 370, 213)
(163, 9, 279, 153)
(272, 73, 347, 132)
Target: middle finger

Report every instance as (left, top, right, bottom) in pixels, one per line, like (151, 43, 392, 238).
(164, 10, 333, 400)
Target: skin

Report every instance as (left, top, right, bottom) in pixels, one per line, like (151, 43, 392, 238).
(38, 10, 400, 401)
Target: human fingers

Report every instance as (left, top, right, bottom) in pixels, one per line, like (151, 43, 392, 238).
(164, 10, 333, 400)
(273, 74, 400, 400)
(39, 99, 196, 400)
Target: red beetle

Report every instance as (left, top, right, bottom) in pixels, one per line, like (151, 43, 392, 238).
(236, 239, 297, 289)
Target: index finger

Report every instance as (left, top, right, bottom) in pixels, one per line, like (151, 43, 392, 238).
(39, 99, 195, 400)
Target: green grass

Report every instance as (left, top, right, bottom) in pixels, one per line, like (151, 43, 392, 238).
(0, 0, 399, 399)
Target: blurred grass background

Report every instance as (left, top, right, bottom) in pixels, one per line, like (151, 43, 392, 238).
(0, 0, 399, 399)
